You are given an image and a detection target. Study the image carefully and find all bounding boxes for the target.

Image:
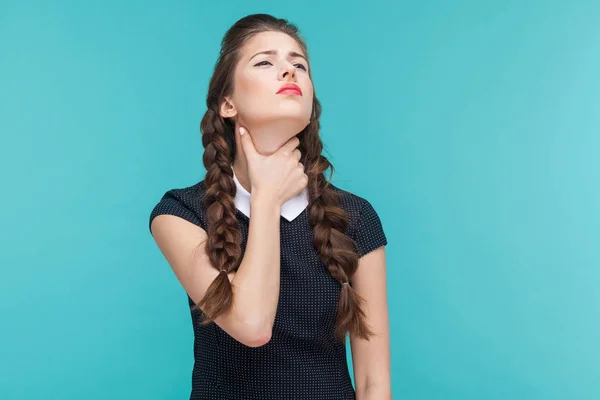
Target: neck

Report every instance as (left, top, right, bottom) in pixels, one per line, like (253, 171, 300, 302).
(231, 120, 303, 194)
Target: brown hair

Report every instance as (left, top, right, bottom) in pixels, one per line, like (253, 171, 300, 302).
(194, 13, 373, 342)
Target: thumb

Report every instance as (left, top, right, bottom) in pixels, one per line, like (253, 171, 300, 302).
(238, 127, 257, 158)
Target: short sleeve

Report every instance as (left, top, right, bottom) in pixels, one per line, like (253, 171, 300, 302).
(149, 190, 205, 234)
(353, 198, 387, 257)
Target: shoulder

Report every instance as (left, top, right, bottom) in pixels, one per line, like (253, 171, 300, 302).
(329, 182, 375, 216)
(149, 180, 208, 233)
(156, 180, 207, 207)
(328, 182, 381, 228)
(329, 182, 388, 256)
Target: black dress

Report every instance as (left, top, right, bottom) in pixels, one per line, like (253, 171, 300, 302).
(149, 180, 387, 400)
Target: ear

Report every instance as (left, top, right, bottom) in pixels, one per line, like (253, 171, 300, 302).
(219, 97, 238, 119)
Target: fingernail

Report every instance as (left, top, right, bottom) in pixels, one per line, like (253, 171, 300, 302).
(239, 127, 245, 135)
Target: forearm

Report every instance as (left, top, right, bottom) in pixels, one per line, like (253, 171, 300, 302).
(230, 195, 281, 335)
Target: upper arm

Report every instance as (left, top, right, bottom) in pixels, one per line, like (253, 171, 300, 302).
(150, 214, 258, 346)
(348, 196, 391, 393)
(350, 246, 391, 394)
(150, 214, 224, 307)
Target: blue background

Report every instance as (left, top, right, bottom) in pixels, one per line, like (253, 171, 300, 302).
(1, 1, 599, 399)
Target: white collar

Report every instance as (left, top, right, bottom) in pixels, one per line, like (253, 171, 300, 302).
(232, 169, 309, 222)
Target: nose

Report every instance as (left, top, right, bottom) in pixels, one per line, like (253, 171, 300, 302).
(278, 62, 297, 81)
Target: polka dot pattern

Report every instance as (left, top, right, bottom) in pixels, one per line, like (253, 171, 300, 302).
(149, 180, 387, 399)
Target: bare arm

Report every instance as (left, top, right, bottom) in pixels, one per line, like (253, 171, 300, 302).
(230, 194, 282, 342)
(350, 246, 392, 399)
(151, 195, 281, 348)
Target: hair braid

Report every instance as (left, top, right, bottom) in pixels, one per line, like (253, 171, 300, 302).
(192, 107, 242, 324)
(303, 106, 374, 342)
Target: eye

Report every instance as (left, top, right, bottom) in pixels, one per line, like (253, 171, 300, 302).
(254, 60, 272, 67)
(294, 63, 307, 71)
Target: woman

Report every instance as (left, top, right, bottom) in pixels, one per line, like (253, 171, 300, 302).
(150, 14, 391, 400)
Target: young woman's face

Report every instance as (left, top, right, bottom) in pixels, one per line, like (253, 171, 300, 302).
(224, 31, 314, 133)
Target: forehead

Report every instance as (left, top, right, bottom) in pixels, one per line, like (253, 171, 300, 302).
(241, 31, 305, 58)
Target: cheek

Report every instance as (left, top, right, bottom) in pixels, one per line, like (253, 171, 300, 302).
(302, 76, 314, 97)
(234, 74, 272, 110)
(303, 83, 314, 108)
(306, 86, 314, 101)
(238, 74, 260, 94)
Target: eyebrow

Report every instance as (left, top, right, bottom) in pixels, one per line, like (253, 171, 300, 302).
(249, 50, 308, 63)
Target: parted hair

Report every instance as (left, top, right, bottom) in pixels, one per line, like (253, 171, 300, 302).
(194, 13, 373, 342)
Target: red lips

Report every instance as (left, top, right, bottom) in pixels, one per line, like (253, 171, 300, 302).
(276, 83, 302, 96)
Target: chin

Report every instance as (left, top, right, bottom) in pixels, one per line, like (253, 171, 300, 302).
(276, 100, 311, 118)
(241, 107, 311, 135)
(263, 108, 310, 127)
(275, 115, 310, 133)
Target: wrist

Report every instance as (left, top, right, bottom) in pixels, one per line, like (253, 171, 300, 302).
(250, 193, 281, 213)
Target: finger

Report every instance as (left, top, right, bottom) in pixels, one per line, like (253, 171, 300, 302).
(292, 149, 301, 162)
(239, 127, 257, 158)
(278, 136, 301, 156)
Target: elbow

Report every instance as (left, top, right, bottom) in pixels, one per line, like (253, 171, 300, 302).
(222, 308, 274, 347)
(243, 329, 272, 348)
(239, 319, 273, 348)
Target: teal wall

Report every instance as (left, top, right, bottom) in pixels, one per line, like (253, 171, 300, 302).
(1, 1, 599, 399)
